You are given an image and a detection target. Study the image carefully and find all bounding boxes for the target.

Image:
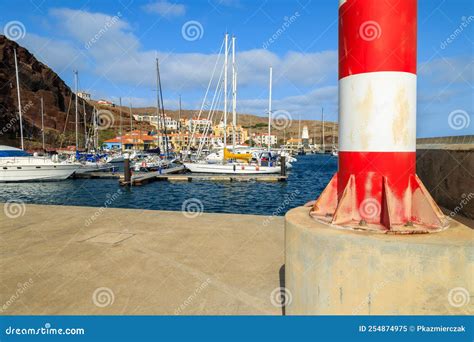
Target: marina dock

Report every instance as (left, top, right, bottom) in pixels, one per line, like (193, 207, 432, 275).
(119, 171, 288, 186)
(73, 172, 121, 179)
(0, 204, 284, 315)
(73, 171, 287, 184)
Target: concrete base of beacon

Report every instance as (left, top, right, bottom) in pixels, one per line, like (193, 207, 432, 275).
(285, 206, 473, 315)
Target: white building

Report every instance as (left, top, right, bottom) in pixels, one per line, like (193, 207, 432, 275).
(186, 117, 212, 133)
(150, 116, 178, 131)
(97, 99, 114, 107)
(77, 91, 91, 101)
(254, 133, 277, 147)
(134, 114, 179, 131)
(302, 125, 309, 147)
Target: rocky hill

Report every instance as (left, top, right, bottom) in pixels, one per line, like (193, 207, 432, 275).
(0, 35, 98, 150)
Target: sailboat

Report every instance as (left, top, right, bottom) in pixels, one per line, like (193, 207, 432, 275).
(134, 58, 184, 174)
(73, 71, 114, 174)
(0, 49, 80, 182)
(184, 35, 287, 174)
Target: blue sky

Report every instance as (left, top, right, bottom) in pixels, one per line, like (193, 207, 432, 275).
(1, 0, 472, 137)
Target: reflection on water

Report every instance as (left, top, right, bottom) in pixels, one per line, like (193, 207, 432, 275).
(0, 154, 337, 216)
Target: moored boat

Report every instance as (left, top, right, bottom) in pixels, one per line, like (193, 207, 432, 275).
(183, 161, 282, 174)
(0, 146, 80, 182)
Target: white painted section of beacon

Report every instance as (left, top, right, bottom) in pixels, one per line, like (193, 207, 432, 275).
(338, 71, 416, 152)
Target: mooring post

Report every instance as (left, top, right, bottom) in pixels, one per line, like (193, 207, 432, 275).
(124, 153, 131, 185)
(280, 156, 286, 176)
(285, 1, 471, 316)
(309, 0, 447, 233)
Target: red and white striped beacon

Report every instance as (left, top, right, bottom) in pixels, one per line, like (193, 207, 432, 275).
(310, 0, 448, 233)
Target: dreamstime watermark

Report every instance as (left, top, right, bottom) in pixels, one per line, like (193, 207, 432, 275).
(0, 117, 18, 136)
(359, 20, 382, 41)
(271, 110, 293, 131)
(4, 323, 85, 336)
(263, 190, 300, 226)
(270, 287, 292, 308)
(3, 20, 26, 41)
(92, 287, 115, 307)
(85, 12, 122, 49)
(262, 11, 300, 49)
(181, 198, 204, 218)
(84, 189, 122, 226)
(2, 100, 34, 136)
(440, 16, 474, 50)
(0, 278, 34, 313)
(3, 199, 26, 219)
(450, 193, 473, 218)
(359, 198, 381, 220)
(174, 278, 211, 314)
(20, 100, 34, 117)
(448, 109, 470, 130)
(97, 109, 115, 130)
(181, 20, 204, 41)
(448, 287, 470, 308)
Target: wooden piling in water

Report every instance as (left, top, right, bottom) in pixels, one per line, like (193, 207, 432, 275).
(123, 155, 131, 186)
(281, 156, 286, 176)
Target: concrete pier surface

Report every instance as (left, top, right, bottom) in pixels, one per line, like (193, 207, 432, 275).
(0, 204, 284, 315)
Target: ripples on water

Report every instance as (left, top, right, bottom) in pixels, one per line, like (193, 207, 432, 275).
(0, 154, 337, 216)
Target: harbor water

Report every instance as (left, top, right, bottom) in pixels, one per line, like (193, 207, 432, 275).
(0, 154, 337, 216)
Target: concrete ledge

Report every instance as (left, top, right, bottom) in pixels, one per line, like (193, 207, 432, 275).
(285, 206, 474, 315)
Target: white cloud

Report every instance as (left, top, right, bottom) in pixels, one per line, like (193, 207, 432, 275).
(419, 56, 473, 84)
(20, 33, 86, 73)
(41, 8, 338, 94)
(142, 1, 186, 17)
(21, 7, 339, 119)
(88, 47, 337, 94)
(238, 86, 338, 118)
(49, 8, 138, 54)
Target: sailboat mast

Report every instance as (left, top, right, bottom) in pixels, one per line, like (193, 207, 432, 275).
(129, 103, 133, 132)
(83, 99, 87, 150)
(223, 33, 228, 150)
(155, 58, 161, 152)
(178, 95, 182, 152)
(298, 114, 301, 141)
(156, 58, 169, 157)
(231, 36, 236, 150)
(321, 107, 325, 153)
(249, 115, 252, 147)
(40, 97, 45, 150)
(267, 66, 272, 152)
(93, 107, 98, 150)
(119, 97, 123, 151)
(13, 48, 24, 150)
(74, 70, 78, 151)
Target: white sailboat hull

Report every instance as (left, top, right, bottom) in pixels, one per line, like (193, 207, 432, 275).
(184, 162, 282, 174)
(0, 158, 79, 182)
(75, 162, 115, 174)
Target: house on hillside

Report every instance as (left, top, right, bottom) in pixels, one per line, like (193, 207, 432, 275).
(102, 130, 157, 151)
(77, 91, 91, 101)
(97, 99, 114, 107)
